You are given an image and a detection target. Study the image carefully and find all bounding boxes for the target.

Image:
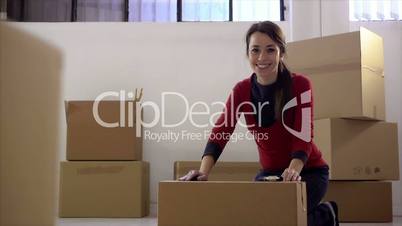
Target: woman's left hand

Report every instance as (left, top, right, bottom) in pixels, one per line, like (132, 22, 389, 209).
(281, 168, 301, 181)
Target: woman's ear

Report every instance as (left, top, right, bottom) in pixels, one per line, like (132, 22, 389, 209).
(280, 51, 284, 59)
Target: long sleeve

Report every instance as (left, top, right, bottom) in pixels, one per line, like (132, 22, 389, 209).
(202, 83, 244, 162)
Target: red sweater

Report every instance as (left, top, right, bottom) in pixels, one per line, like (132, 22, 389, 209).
(206, 73, 327, 171)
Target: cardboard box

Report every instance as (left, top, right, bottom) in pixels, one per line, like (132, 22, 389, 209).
(285, 27, 385, 120)
(66, 100, 142, 160)
(314, 118, 399, 180)
(59, 161, 149, 218)
(158, 181, 307, 226)
(0, 23, 60, 226)
(174, 161, 260, 181)
(323, 181, 392, 222)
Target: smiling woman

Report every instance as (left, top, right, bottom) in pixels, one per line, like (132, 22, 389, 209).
(179, 21, 340, 226)
(247, 32, 281, 85)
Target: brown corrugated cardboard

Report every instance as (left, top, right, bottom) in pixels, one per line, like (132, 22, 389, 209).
(324, 181, 392, 222)
(59, 161, 149, 218)
(285, 27, 385, 120)
(174, 161, 260, 181)
(1, 23, 60, 226)
(66, 100, 142, 160)
(158, 181, 307, 226)
(314, 118, 399, 180)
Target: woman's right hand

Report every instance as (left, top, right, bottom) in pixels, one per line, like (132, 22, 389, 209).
(178, 170, 208, 181)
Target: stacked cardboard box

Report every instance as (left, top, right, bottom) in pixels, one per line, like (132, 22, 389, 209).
(286, 27, 385, 121)
(285, 27, 400, 222)
(323, 181, 393, 222)
(59, 100, 149, 218)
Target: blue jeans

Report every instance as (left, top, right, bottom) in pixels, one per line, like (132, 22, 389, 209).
(255, 167, 333, 226)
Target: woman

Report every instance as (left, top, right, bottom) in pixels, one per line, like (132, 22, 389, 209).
(179, 21, 339, 226)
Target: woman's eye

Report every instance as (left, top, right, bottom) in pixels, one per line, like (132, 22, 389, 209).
(267, 48, 276, 53)
(250, 48, 260, 54)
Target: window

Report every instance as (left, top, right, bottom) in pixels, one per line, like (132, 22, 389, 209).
(180, 0, 229, 22)
(233, 0, 281, 22)
(7, 0, 72, 22)
(350, 0, 402, 21)
(76, 0, 126, 22)
(6, 0, 285, 22)
(129, 0, 177, 22)
(179, 0, 284, 22)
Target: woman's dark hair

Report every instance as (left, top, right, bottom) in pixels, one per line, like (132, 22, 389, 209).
(245, 21, 293, 120)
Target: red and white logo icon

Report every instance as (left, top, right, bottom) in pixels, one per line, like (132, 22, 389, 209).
(281, 90, 312, 142)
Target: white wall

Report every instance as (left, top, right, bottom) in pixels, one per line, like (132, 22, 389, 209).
(288, 0, 321, 40)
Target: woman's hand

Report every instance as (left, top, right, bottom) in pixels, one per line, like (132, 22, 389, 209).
(281, 168, 301, 181)
(178, 170, 208, 181)
(179, 155, 214, 181)
(282, 158, 304, 181)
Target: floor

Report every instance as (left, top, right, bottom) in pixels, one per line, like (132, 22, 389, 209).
(58, 205, 402, 226)
(58, 217, 402, 226)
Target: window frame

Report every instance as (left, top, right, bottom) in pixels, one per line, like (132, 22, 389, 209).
(177, 0, 286, 22)
(11, 0, 286, 22)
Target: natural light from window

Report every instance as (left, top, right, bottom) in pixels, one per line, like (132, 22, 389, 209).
(349, 0, 402, 21)
(233, 0, 280, 21)
(182, 0, 281, 22)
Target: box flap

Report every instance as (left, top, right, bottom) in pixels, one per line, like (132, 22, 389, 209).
(360, 26, 384, 77)
(64, 100, 69, 123)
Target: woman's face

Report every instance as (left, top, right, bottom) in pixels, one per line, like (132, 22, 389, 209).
(248, 32, 282, 85)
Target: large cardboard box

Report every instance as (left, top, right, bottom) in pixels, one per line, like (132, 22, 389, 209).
(0, 23, 60, 226)
(323, 181, 392, 222)
(174, 161, 260, 181)
(158, 181, 307, 226)
(285, 27, 385, 120)
(59, 161, 149, 218)
(66, 100, 142, 160)
(314, 118, 399, 180)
